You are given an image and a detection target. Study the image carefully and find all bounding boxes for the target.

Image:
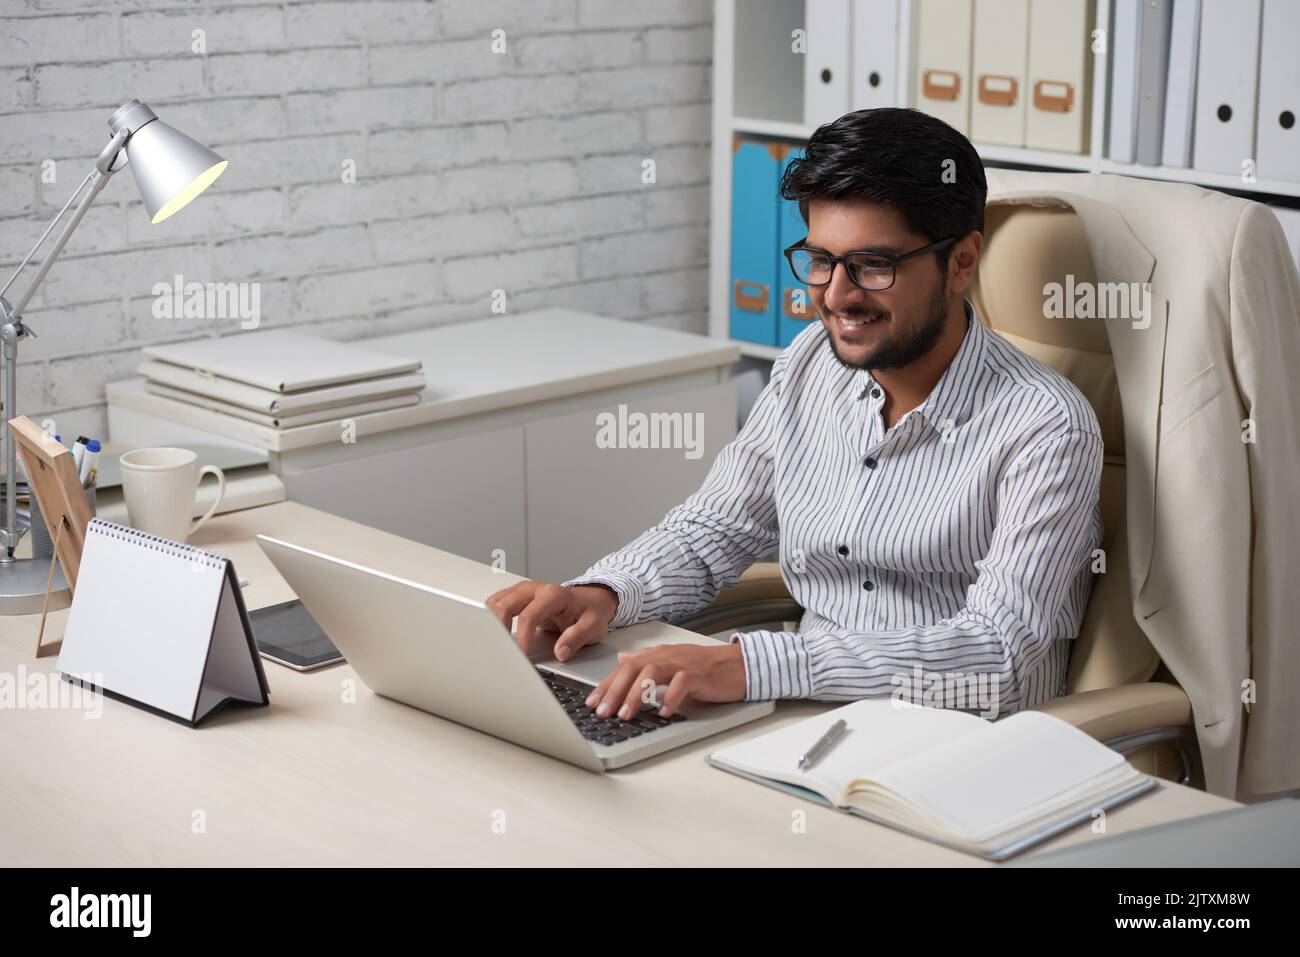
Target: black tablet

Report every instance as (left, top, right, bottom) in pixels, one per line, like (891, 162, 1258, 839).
(250, 599, 343, 672)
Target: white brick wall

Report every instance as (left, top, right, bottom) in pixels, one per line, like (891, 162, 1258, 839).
(0, 0, 713, 440)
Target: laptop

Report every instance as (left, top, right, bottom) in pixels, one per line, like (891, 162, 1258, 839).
(256, 535, 775, 771)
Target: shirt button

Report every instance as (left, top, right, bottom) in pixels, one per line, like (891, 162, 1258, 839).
(870, 387, 881, 398)
(863, 456, 878, 469)
(862, 579, 874, 591)
(837, 545, 849, 556)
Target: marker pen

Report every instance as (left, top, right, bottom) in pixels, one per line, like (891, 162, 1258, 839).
(79, 439, 101, 485)
(72, 435, 89, 473)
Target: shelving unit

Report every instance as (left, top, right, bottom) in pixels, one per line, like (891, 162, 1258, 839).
(710, 0, 1300, 360)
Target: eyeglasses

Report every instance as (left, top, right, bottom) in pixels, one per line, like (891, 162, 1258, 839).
(784, 235, 957, 291)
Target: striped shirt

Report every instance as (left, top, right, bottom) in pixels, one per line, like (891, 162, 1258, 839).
(563, 300, 1104, 715)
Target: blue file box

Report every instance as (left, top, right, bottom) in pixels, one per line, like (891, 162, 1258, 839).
(777, 143, 814, 348)
(729, 137, 780, 346)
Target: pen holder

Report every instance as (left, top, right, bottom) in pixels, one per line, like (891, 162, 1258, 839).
(30, 484, 96, 561)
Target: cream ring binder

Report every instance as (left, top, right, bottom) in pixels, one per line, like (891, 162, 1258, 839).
(922, 68, 962, 101)
(977, 75, 1019, 106)
(55, 518, 270, 726)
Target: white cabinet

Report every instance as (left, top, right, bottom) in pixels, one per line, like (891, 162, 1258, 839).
(107, 309, 741, 582)
(279, 425, 528, 574)
(524, 382, 737, 583)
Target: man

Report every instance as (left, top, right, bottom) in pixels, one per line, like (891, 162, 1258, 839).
(486, 108, 1103, 726)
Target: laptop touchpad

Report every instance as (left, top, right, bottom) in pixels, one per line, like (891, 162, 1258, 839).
(531, 640, 619, 686)
(526, 626, 724, 689)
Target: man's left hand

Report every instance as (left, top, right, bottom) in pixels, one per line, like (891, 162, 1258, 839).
(585, 642, 747, 720)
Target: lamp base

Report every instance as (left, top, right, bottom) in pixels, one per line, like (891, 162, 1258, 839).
(0, 557, 71, 616)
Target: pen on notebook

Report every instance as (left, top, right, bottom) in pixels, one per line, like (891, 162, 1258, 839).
(798, 718, 848, 771)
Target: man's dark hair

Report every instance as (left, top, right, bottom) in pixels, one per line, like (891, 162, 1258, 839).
(779, 108, 987, 264)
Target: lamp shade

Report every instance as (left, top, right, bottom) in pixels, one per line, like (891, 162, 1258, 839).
(109, 99, 228, 224)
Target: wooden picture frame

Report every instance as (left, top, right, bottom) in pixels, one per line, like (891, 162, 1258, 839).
(9, 415, 92, 589)
(8, 416, 93, 656)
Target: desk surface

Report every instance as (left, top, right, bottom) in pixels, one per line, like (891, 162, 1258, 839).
(0, 502, 1239, 866)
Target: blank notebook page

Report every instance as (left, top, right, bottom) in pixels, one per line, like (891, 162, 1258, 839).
(712, 698, 990, 801)
(869, 710, 1131, 836)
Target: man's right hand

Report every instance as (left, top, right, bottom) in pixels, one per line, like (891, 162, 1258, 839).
(484, 580, 619, 662)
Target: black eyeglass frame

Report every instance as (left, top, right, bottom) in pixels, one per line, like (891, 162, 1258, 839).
(783, 235, 958, 291)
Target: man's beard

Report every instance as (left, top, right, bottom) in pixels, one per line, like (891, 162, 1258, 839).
(824, 277, 949, 372)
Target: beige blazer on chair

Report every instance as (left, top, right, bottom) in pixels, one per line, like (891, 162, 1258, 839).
(985, 170, 1300, 800)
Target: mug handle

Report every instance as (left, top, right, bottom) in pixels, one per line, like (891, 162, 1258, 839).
(190, 465, 226, 537)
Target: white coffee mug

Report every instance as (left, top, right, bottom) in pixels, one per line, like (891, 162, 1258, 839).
(119, 447, 226, 542)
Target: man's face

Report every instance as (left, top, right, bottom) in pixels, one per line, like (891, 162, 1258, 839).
(805, 200, 951, 371)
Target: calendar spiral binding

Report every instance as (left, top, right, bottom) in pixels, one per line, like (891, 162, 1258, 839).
(87, 517, 227, 570)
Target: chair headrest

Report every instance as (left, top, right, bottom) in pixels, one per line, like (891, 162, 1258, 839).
(971, 202, 1125, 457)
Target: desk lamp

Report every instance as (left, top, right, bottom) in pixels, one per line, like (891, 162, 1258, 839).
(0, 98, 228, 614)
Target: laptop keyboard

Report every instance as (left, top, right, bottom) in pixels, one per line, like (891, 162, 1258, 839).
(538, 668, 685, 746)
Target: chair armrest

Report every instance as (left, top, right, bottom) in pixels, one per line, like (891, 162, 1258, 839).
(674, 562, 803, 635)
(1031, 682, 1192, 742)
(712, 562, 789, 605)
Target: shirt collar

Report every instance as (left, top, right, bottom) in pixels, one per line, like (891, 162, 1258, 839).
(856, 298, 989, 433)
(914, 298, 987, 432)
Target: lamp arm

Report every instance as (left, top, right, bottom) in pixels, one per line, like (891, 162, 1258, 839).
(0, 127, 128, 557)
(0, 169, 93, 304)
(0, 128, 129, 319)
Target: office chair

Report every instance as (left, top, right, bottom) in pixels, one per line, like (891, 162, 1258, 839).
(680, 196, 1200, 787)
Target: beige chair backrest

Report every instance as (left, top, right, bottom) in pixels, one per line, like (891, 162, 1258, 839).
(970, 202, 1161, 693)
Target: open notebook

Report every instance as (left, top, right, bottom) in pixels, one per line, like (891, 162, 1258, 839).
(708, 698, 1157, 860)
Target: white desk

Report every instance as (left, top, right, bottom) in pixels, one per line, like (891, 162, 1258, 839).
(107, 309, 742, 583)
(0, 502, 1239, 866)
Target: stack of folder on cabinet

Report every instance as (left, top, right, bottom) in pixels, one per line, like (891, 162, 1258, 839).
(136, 330, 426, 429)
